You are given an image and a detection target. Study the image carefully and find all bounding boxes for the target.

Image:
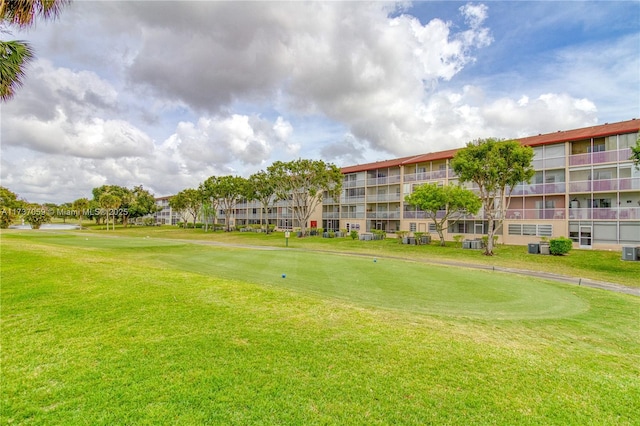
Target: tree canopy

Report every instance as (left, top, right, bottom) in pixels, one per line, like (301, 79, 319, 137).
(267, 159, 342, 236)
(405, 183, 482, 246)
(451, 138, 534, 255)
(201, 176, 249, 231)
(248, 170, 277, 233)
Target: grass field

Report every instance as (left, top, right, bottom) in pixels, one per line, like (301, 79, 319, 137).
(1, 229, 639, 424)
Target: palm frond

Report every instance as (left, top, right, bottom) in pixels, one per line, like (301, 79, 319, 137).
(0, 39, 33, 101)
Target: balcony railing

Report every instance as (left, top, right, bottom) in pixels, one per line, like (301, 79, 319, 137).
(366, 194, 401, 202)
(506, 207, 640, 220)
(322, 212, 341, 219)
(340, 196, 366, 204)
(340, 212, 365, 219)
(511, 182, 567, 195)
(569, 148, 631, 166)
(532, 156, 566, 170)
(403, 170, 447, 182)
(569, 177, 640, 193)
(366, 175, 401, 186)
(366, 211, 401, 219)
(402, 210, 481, 220)
(343, 179, 366, 188)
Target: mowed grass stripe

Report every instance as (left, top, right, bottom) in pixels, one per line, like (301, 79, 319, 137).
(1, 234, 639, 424)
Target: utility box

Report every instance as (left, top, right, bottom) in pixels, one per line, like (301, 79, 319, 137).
(621, 246, 640, 261)
(528, 243, 540, 254)
(469, 240, 483, 249)
(539, 242, 550, 255)
(463, 240, 472, 249)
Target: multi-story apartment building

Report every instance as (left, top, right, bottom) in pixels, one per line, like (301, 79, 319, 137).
(152, 196, 181, 225)
(321, 119, 639, 250)
(163, 119, 639, 250)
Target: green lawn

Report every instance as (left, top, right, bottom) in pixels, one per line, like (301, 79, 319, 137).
(1, 230, 639, 424)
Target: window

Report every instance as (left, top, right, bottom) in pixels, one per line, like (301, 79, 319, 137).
(410, 223, 417, 232)
(508, 223, 553, 237)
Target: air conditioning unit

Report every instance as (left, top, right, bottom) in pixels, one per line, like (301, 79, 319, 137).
(621, 246, 640, 261)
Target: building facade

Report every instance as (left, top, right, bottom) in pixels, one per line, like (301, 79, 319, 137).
(322, 119, 640, 250)
(159, 119, 640, 250)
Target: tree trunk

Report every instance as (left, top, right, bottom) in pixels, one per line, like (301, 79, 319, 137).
(484, 216, 495, 255)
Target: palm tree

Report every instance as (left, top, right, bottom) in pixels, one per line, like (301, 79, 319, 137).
(1, 0, 69, 101)
(99, 193, 121, 231)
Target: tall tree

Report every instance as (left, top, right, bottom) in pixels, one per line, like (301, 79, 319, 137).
(92, 185, 131, 226)
(451, 138, 534, 255)
(72, 197, 90, 226)
(181, 188, 204, 228)
(268, 159, 342, 237)
(199, 179, 218, 232)
(99, 192, 121, 231)
(168, 191, 191, 228)
(248, 170, 277, 233)
(127, 185, 159, 224)
(1, 0, 69, 101)
(405, 183, 482, 246)
(203, 175, 249, 232)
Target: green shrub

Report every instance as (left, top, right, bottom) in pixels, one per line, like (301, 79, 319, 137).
(350, 230, 359, 240)
(550, 237, 573, 255)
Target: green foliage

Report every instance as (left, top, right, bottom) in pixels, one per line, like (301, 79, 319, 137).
(550, 237, 573, 256)
(0, 186, 21, 228)
(169, 189, 200, 228)
(631, 136, 640, 169)
(22, 204, 51, 229)
(405, 183, 481, 246)
(451, 138, 535, 255)
(350, 230, 358, 240)
(247, 171, 277, 232)
(1, 0, 68, 101)
(202, 176, 249, 232)
(268, 159, 342, 237)
(127, 185, 160, 220)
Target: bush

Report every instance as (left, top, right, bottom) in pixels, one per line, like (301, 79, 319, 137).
(550, 237, 573, 255)
(350, 230, 359, 240)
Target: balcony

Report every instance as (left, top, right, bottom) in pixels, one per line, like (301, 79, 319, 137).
(403, 210, 479, 220)
(366, 193, 401, 202)
(506, 207, 640, 220)
(366, 211, 401, 219)
(340, 212, 365, 219)
(569, 148, 631, 166)
(511, 182, 567, 195)
(569, 207, 640, 220)
(322, 212, 341, 219)
(340, 196, 366, 204)
(367, 175, 400, 186)
(506, 209, 566, 220)
(403, 170, 447, 183)
(569, 177, 640, 193)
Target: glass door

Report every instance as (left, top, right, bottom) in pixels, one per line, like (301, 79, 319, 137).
(579, 225, 592, 248)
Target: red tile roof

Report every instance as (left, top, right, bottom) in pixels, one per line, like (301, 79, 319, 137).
(516, 118, 640, 147)
(340, 119, 639, 172)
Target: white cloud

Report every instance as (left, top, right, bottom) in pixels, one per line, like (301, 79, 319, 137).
(1, 1, 636, 203)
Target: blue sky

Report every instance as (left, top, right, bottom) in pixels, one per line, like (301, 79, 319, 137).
(1, 1, 638, 203)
